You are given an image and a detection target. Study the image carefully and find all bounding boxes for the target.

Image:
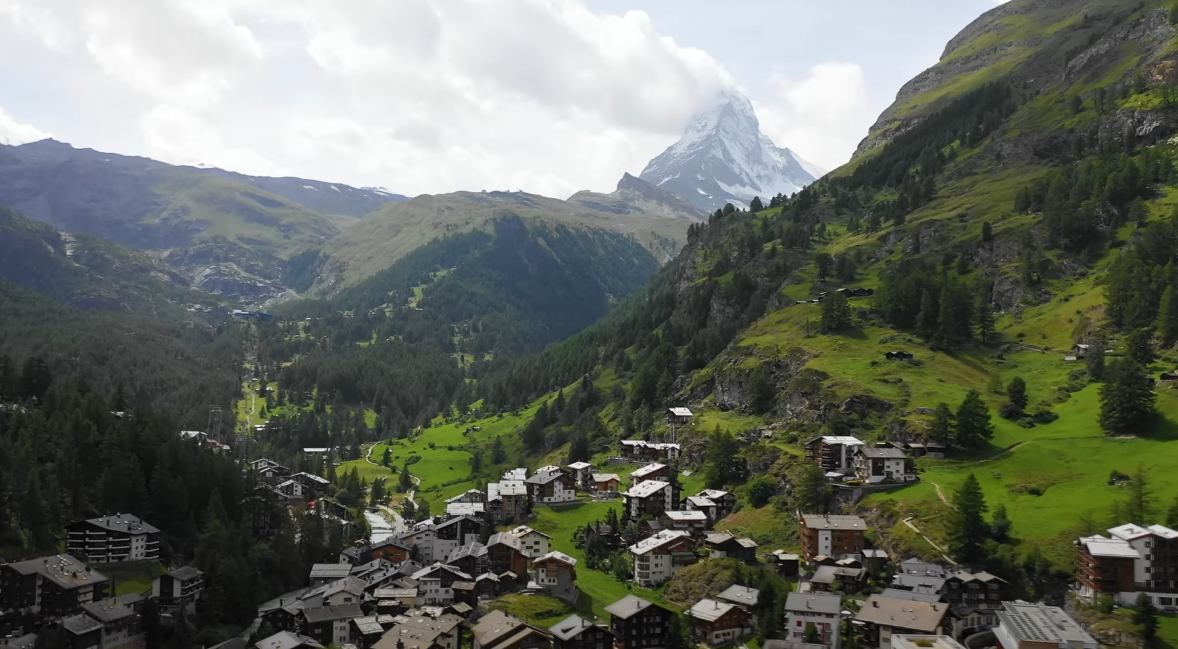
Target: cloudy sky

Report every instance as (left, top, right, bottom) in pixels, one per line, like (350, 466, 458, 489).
(0, 0, 1008, 198)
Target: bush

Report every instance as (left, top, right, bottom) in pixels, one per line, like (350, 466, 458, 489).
(744, 476, 778, 508)
(1031, 408, 1058, 424)
(1109, 470, 1130, 485)
(999, 403, 1023, 420)
(1016, 417, 1036, 429)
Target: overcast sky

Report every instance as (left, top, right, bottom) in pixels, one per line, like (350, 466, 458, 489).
(0, 0, 1008, 199)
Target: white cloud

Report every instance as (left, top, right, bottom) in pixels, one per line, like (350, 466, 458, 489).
(0, 106, 50, 144)
(82, 0, 263, 110)
(142, 104, 285, 177)
(755, 62, 874, 172)
(0, 0, 738, 197)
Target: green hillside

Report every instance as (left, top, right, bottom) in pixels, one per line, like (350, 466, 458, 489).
(313, 184, 701, 293)
(463, 0, 1178, 590)
(0, 206, 220, 314)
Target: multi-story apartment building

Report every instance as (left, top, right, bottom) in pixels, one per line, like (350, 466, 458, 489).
(525, 469, 577, 504)
(508, 526, 552, 559)
(532, 551, 579, 603)
(628, 530, 697, 587)
(151, 566, 205, 615)
(785, 593, 842, 649)
(805, 436, 865, 476)
(606, 596, 673, 649)
(853, 447, 918, 484)
(81, 594, 146, 649)
(1078, 523, 1178, 609)
(0, 554, 111, 616)
(799, 514, 867, 560)
(66, 514, 160, 564)
(487, 481, 530, 525)
(620, 480, 677, 523)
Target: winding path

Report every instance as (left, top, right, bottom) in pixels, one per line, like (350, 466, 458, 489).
(363, 442, 421, 505)
(902, 516, 957, 566)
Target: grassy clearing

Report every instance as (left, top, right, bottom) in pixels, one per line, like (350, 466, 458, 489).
(868, 384, 1178, 565)
(104, 560, 166, 596)
(715, 505, 799, 550)
(488, 594, 574, 628)
(531, 503, 667, 621)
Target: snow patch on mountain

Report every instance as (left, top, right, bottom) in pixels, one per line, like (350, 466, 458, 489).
(639, 89, 825, 213)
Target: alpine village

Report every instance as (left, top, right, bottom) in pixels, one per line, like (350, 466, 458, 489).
(11, 1, 1178, 649)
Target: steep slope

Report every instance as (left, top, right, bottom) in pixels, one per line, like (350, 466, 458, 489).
(0, 206, 217, 313)
(0, 140, 383, 299)
(474, 0, 1178, 580)
(639, 89, 824, 212)
(204, 168, 408, 216)
(312, 187, 703, 294)
(568, 172, 706, 221)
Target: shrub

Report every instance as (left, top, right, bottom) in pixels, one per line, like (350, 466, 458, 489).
(999, 403, 1023, 420)
(1031, 408, 1058, 424)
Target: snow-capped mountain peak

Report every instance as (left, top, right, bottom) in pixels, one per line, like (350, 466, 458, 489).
(639, 89, 825, 213)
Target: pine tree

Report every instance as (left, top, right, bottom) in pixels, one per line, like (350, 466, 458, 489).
(1007, 377, 1028, 413)
(1127, 464, 1157, 525)
(955, 390, 994, 449)
(947, 473, 988, 562)
(1135, 592, 1159, 644)
(568, 434, 590, 464)
(916, 289, 937, 340)
(929, 403, 955, 447)
(804, 623, 821, 644)
(749, 196, 764, 212)
(976, 293, 996, 344)
(381, 447, 392, 467)
(747, 364, 775, 415)
(1127, 328, 1157, 366)
(991, 503, 1011, 541)
(1158, 284, 1178, 347)
(933, 284, 957, 348)
(790, 462, 832, 514)
(398, 460, 414, 492)
(666, 614, 691, 649)
(1087, 339, 1107, 380)
(1100, 359, 1156, 435)
(814, 253, 833, 281)
(821, 291, 852, 333)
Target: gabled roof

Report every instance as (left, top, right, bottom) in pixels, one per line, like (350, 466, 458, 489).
(509, 525, 552, 539)
(785, 592, 841, 615)
(291, 471, 331, 485)
(1149, 524, 1178, 539)
(668, 407, 693, 417)
(567, 461, 593, 470)
(549, 614, 599, 641)
(302, 603, 363, 624)
(705, 532, 735, 545)
(718, 585, 760, 607)
(487, 532, 525, 552)
(411, 563, 472, 581)
(310, 563, 352, 579)
(445, 489, 485, 503)
(591, 473, 621, 483)
(631, 463, 667, 479)
(858, 447, 907, 459)
(880, 589, 942, 603)
(606, 595, 663, 620)
(1079, 535, 1139, 559)
(689, 599, 741, 622)
(82, 597, 139, 623)
(686, 496, 717, 508)
(526, 469, 568, 485)
(352, 616, 384, 636)
(255, 631, 324, 649)
(854, 596, 947, 632)
(664, 510, 707, 522)
(697, 489, 731, 500)
(533, 551, 577, 567)
(622, 480, 670, 498)
(628, 530, 693, 556)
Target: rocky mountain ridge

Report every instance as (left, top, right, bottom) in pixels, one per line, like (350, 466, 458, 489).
(640, 89, 824, 212)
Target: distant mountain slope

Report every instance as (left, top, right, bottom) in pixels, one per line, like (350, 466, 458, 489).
(0, 140, 403, 300)
(0, 206, 216, 313)
(312, 186, 703, 294)
(568, 172, 706, 221)
(204, 168, 408, 217)
(639, 89, 824, 212)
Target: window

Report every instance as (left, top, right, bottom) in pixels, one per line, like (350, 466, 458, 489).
(1161, 598, 1174, 606)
